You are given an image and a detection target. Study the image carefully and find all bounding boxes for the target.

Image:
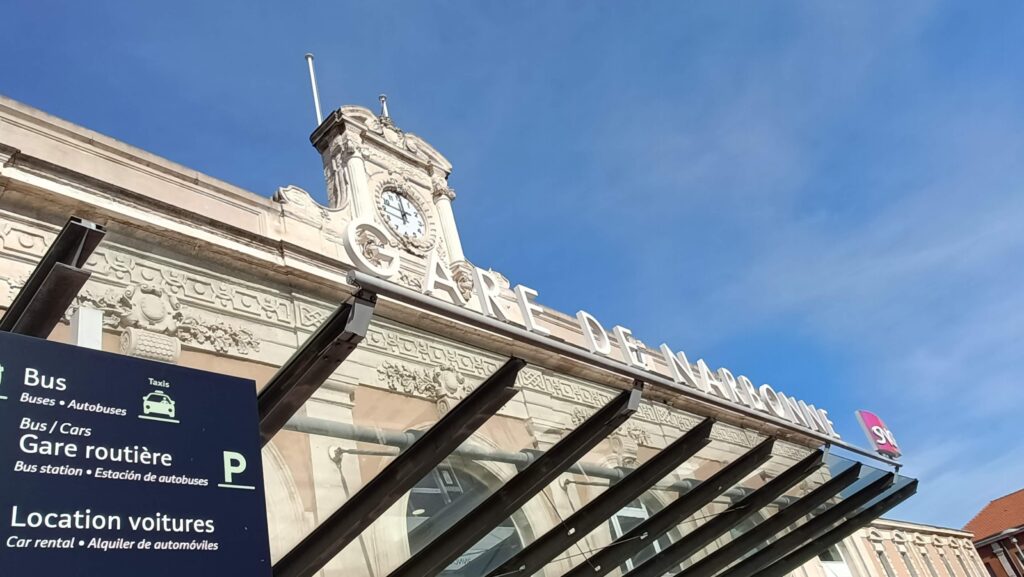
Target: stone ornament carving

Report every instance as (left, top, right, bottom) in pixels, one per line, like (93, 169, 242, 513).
(623, 423, 651, 446)
(451, 261, 475, 302)
(82, 246, 295, 328)
(569, 407, 590, 427)
(431, 173, 456, 202)
(120, 327, 181, 363)
(396, 269, 423, 291)
(176, 312, 260, 355)
(122, 284, 181, 333)
(376, 360, 470, 414)
(64, 283, 260, 357)
(296, 303, 328, 329)
(608, 434, 640, 468)
(357, 228, 392, 268)
(339, 105, 452, 171)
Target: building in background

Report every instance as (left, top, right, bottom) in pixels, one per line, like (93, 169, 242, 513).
(816, 518, 986, 577)
(0, 93, 916, 577)
(965, 488, 1024, 577)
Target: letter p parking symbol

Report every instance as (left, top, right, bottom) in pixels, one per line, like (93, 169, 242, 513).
(218, 451, 255, 490)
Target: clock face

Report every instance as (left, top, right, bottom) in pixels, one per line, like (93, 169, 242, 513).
(380, 189, 426, 239)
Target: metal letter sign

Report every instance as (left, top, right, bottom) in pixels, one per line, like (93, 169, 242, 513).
(0, 331, 271, 576)
(855, 409, 901, 459)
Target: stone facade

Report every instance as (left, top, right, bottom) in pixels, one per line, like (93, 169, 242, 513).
(816, 518, 987, 577)
(0, 95, 893, 576)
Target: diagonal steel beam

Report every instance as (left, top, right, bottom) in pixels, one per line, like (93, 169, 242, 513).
(625, 449, 825, 577)
(718, 472, 896, 577)
(272, 357, 526, 577)
(0, 216, 105, 338)
(562, 437, 777, 577)
(754, 480, 919, 577)
(385, 384, 644, 577)
(674, 461, 864, 577)
(481, 418, 716, 577)
(258, 291, 376, 446)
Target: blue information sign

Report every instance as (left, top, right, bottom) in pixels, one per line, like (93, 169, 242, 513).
(0, 331, 271, 576)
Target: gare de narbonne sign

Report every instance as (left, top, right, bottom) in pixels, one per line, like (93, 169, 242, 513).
(0, 331, 271, 576)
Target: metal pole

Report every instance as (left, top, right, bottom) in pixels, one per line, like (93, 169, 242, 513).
(305, 53, 323, 125)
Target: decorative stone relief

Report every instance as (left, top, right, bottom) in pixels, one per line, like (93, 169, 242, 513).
(296, 303, 329, 330)
(120, 327, 181, 363)
(365, 325, 503, 378)
(451, 261, 475, 302)
(608, 435, 640, 468)
(0, 221, 49, 259)
(355, 226, 394, 269)
(622, 422, 651, 446)
(774, 442, 814, 460)
(63, 283, 261, 357)
(396, 269, 423, 291)
(568, 407, 590, 427)
(375, 360, 470, 414)
(122, 284, 181, 333)
(362, 323, 817, 451)
(74, 247, 296, 329)
(176, 312, 260, 355)
(431, 173, 456, 202)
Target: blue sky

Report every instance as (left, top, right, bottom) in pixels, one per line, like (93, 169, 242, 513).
(3, 1, 1023, 528)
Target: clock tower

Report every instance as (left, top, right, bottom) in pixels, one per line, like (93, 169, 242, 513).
(309, 97, 476, 300)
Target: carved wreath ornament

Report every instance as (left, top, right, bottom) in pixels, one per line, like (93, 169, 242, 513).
(376, 361, 470, 401)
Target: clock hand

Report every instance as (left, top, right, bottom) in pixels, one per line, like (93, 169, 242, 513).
(398, 198, 410, 224)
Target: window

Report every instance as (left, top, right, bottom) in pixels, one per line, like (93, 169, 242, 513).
(407, 461, 527, 575)
(609, 499, 676, 574)
(877, 550, 898, 577)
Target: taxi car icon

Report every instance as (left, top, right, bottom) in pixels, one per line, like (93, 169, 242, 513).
(142, 391, 176, 419)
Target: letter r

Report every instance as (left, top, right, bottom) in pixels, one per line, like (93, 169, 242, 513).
(223, 451, 247, 484)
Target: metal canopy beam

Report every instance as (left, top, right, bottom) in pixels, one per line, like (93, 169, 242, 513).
(675, 462, 864, 577)
(258, 291, 376, 446)
(385, 384, 644, 577)
(625, 449, 826, 577)
(350, 270, 900, 468)
(754, 480, 919, 577)
(272, 357, 526, 577)
(562, 437, 777, 577)
(719, 472, 896, 577)
(0, 216, 105, 338)
(482, 418, 716, 577)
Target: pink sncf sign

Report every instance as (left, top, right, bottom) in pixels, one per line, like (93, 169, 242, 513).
(855, 410, 901, 459)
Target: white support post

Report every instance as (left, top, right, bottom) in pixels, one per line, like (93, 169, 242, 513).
(71, 306, 104, 350)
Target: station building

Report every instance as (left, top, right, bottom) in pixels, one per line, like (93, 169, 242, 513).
(0, 94, 917, 577)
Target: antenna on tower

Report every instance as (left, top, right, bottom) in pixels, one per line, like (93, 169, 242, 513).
(305, 53, 323, 126)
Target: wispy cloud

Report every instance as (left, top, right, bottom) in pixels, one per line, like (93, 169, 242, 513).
(572, 3, 1024, 526)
